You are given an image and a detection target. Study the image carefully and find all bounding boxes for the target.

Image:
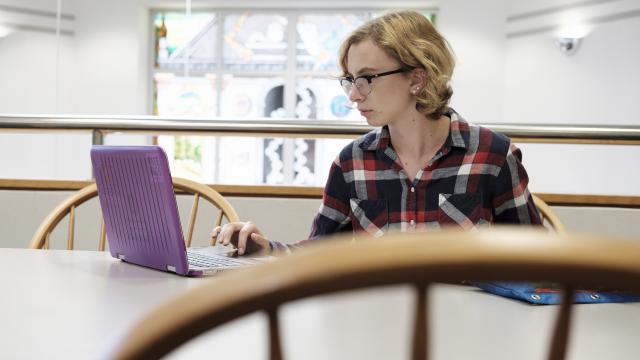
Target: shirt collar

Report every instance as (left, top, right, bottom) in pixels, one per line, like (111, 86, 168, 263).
(359, 107, 469, 152)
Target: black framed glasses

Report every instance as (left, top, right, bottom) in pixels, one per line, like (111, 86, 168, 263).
(339, 67, 413, 96)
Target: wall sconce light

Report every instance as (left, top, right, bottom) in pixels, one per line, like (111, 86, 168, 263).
(555, 37, 581, 55)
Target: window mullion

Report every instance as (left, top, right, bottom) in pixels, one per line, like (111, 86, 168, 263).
(282, 11, 298, 184)
(215, 11, 225, 117)
(212, 11, 226, 183)
(284, 11, 297, 118)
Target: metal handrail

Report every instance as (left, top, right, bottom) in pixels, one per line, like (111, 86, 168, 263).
(1, 115, 640, 143)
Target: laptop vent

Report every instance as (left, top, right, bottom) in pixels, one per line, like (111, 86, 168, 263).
(96, 153, 179, 256)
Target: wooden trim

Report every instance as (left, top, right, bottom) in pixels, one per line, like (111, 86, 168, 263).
(0, 179, 324, 198)
(535, 193, 640, 208)
(0, 179, 95, 191)
(511, 137, 640, 146)
(1, 179, 639, 208)
(209, 184, 323, 198)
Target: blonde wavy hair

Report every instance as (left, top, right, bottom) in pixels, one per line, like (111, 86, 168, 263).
(339, 10, 455, 119)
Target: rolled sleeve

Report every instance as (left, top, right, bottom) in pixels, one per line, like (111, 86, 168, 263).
(491, 143, 542, 225)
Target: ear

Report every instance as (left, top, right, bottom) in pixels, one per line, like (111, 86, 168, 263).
(409, 68, 427, 94)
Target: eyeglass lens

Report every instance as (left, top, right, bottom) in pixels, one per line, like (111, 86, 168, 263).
(340, 78, 371, 96)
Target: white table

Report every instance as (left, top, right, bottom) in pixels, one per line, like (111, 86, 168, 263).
(2, 248, 640, 360)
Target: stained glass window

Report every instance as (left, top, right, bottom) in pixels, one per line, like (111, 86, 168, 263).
(151, 9, 437, 185)
(223, 13, 288, 71)
(219, 75, 286, 118)
(154, 73, 217, 115)
(154, 12, 217, 71)
(296, 14, 365, 72)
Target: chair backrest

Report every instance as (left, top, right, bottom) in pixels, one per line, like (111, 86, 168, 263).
(29, 177, 239, 250)
(532, 194, 566, 233)
(112, 228, 640, 360)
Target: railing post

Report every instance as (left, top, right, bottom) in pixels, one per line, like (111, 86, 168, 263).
(92, 129, 104, 146)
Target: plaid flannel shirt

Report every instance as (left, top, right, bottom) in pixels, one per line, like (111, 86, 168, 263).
(270, 108, 541, 252)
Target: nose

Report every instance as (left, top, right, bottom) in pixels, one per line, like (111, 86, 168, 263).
(347, 85, 365, 103)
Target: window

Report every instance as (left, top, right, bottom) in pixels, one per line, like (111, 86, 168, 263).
(151, 9, 436, 185)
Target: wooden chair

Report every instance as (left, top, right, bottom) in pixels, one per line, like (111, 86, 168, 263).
(29, 177, 239, 250)
(112, 228, 640, 360)
(532, 194, 566, 233)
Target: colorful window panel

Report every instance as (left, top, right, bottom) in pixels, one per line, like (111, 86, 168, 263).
(223, 13, 288, 71)
(296, 13, 366, 72)
(154, 12, 217, 71)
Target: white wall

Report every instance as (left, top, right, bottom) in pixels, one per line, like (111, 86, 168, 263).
(501, 0, 640, 196)
(438, 0, 507, 124)
(66, 0, 148, 115)
(503, 0, 640, 125)
(0, 0, 150, 180)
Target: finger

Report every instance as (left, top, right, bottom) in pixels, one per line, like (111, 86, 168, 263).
(218, 224, 233, 246)
(237, 222, 255, 256)
(219, 222, 244, 247)
(210, 226, 222, 240)
(217, 224, 230, 246)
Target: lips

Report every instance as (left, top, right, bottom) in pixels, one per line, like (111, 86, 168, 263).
(359, 109, 373, 116)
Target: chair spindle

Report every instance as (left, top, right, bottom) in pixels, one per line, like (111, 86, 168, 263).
(268, 307, 283, 360)
(185, 194, 200, 247)
(412, 283, 429, 360)
(67, 206, 75, 250)
(548, 285, 574, 360)
(99, 220, 107, 251)
(211, 211, 225, 246)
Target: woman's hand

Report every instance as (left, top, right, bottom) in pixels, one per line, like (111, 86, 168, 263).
(211, 221, 270, 256)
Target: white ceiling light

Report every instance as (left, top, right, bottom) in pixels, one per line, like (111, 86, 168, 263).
(0, 24, 14, 38)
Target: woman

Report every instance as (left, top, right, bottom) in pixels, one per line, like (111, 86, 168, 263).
(212, 10, 541, 255)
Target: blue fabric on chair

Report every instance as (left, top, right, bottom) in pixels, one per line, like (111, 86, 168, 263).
(474, 282, 640, 305)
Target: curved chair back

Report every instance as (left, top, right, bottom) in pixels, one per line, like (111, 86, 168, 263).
(30, 177, 239, 250)
(532, 194, 566, 233)
(112, 228, 640, 360)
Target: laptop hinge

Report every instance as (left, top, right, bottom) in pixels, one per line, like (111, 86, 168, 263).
(166, 265, 177, 273)
(117, 253, 126, 260)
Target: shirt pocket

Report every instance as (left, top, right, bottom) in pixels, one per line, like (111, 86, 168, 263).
(437, 193, 489, 230)
(349, 198, 388, 237)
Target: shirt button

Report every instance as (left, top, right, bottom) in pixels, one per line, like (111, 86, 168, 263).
(411, 187, 415, 193)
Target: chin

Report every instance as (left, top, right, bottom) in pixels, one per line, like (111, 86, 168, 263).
(364, 114, 388, 126)
(365, 116, 389, 127)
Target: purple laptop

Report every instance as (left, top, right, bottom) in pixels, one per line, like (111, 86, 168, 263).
(90, 145, 256, 276)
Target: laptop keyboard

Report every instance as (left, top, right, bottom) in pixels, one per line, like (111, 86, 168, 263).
(187, 250, 250, 268)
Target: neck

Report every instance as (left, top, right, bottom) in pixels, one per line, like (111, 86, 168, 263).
(388, 112, 450, 158)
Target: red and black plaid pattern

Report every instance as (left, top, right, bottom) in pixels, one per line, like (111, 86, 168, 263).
(270, 108, 541, 252)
